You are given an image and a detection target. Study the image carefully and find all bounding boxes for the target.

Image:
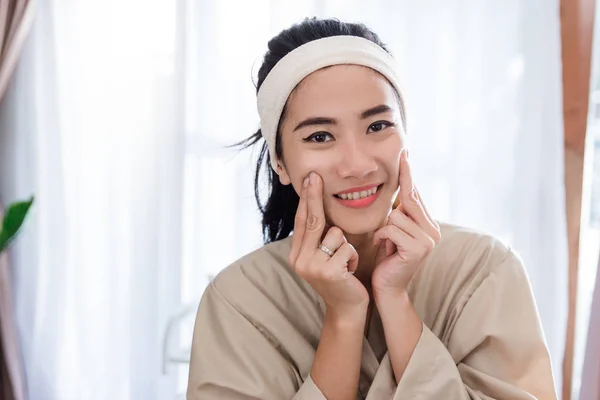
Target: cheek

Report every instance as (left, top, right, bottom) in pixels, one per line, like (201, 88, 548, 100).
(381, 135, 404, 172)
(289, 154, 335, 188)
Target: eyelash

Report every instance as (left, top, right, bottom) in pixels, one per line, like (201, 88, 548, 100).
(302, 121, 395, 143)
(368, 121, 395, 133)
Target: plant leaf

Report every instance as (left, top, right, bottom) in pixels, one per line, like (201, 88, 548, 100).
(0, 196, 34, 253)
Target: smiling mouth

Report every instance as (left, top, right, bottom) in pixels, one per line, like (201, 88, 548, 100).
(334, 184, 383, 200)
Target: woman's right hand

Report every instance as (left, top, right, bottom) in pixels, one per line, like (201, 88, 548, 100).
(289, 172, 370, 320)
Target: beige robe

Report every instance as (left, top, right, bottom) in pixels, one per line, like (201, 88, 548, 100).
(187, 222, 558, 399)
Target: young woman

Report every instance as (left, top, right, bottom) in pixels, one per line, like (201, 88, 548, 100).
(187, 18, 558, 400)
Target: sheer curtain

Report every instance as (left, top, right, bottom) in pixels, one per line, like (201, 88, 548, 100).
(0, 1, 184, 399)
(0, 1, 567, 399)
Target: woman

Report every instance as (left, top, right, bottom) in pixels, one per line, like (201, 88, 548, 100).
(187, 18, 557, 400)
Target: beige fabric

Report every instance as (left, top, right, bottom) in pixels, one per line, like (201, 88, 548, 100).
(187, 223, 558, 399)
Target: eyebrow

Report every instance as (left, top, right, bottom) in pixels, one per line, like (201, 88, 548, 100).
(292, 104, 394, 132)
(360, 104, 393, 120)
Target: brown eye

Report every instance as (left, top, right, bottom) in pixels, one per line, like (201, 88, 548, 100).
(303, 132, 334, 143)
(368, 121, 394, 133)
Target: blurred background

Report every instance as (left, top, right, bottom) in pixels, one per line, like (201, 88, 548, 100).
(0, 0, 599, 399)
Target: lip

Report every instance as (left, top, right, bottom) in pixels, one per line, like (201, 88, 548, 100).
(333, 184, 383, 209)
(335, 183, 382, 196)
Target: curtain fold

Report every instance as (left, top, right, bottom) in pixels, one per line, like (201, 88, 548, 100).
(0, 1, 35, 400)
(0, 0, 34, 97)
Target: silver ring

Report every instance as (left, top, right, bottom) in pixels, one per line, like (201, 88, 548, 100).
(319, 244, 335, 257)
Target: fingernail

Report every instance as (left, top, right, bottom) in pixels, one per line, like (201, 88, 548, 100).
(303, 177, 309, 188)
(309, 172, 316, 185)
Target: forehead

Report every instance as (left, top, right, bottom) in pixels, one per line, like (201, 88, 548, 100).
(286, 65, 399, 118)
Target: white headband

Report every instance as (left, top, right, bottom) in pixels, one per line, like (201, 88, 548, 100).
(257, 35, 406, 171)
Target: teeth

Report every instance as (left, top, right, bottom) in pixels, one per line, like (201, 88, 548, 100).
(337, 186, 379, 200)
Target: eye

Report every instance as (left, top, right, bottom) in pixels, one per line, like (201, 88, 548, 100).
(303, 132, 334, 143)
(368, 121, 395, 133)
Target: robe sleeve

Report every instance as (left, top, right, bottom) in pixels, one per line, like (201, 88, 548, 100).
(390, 250, 558, 400)
(186, 282, 327, 400)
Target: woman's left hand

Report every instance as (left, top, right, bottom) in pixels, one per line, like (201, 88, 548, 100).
(371, 149, 442, 298)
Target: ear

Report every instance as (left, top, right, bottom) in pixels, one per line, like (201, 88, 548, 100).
(276, 161, 292, 185)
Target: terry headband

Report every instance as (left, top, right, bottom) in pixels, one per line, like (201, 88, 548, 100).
(257, 35, 406, 171)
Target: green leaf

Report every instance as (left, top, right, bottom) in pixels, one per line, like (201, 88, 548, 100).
(0, 196, 34, 253)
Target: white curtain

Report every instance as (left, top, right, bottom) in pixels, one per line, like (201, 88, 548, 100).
(0, 1, 185, 399)
(0, 0, 567, 399)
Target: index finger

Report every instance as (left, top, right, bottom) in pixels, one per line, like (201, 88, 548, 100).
(290, 176, 309, 265)
(399, 148, 414, 207)
(391, 148, 407, 213)
(399, 150, 436, 231)
(302, 172, 327, 251)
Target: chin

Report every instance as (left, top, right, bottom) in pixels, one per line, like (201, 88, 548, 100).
(325, 210, 388, 236)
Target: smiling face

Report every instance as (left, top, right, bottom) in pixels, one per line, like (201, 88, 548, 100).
(276, 65, 406, 235)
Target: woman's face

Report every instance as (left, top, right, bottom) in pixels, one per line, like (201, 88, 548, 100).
(277, 65, 406, 235)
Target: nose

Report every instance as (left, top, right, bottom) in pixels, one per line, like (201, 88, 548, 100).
(336, 139, 378, 179)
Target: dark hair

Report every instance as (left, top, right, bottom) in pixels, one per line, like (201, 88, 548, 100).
(235, 18, 392, 244)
